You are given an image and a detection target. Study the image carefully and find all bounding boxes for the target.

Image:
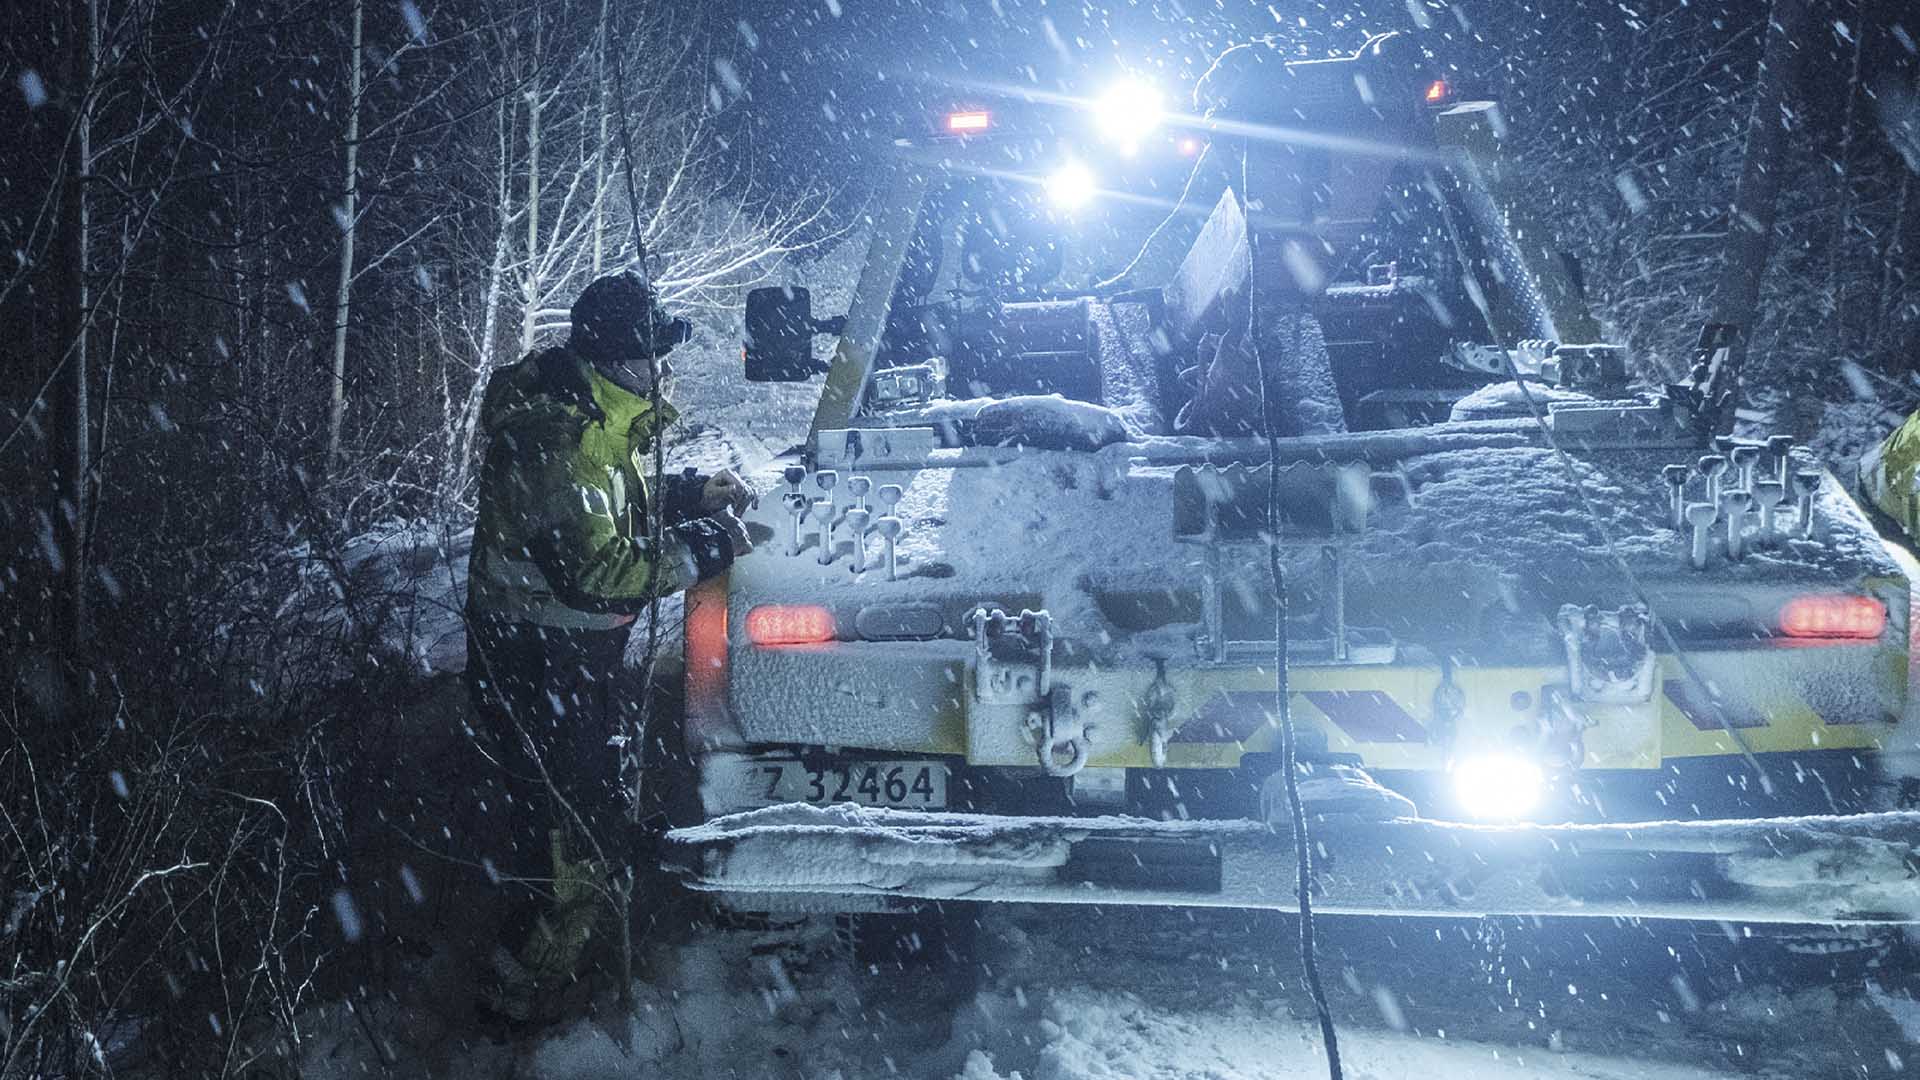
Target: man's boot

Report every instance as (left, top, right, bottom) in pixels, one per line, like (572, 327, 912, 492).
(516, 830, 607, 995)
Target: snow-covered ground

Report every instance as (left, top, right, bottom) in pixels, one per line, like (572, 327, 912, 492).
(294, 905, 1920, 1079)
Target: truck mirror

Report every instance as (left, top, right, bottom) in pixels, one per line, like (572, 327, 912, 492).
(744, 285, 831, 382)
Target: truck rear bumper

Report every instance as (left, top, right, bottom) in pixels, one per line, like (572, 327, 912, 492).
(666, 804, 1920, 925)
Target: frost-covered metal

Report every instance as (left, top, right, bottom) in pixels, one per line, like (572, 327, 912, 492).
(670, 804, 1920, 925)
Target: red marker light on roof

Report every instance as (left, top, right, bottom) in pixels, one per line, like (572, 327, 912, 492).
(946, 110, 992, 134)
(1424, 79, 1449, 103)
(1779, 595, 1887, 640)
(746, 604, 836, 646)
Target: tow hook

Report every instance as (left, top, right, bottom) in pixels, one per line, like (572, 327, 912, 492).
(970, 606, 1095, 777)
(1031, 687, 1097, 778)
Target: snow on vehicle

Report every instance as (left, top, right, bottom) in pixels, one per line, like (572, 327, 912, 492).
(667, 34, 1920, 923)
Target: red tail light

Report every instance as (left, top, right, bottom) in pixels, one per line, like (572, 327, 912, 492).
(1424, 79, 1449, 104)
(1779, 595, 1887, 640)
(946, 110, 992, 134)
(746, 604, 835, 646)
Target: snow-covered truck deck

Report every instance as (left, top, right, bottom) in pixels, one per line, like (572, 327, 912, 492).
(684, 417, 1908, 818)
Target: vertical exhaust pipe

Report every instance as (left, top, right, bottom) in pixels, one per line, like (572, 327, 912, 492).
(1793, 470, 1821, 539)
(1698, 455, 1728, 507)
(1766, 435, 1795, 487)
(1731, 444, 1761, 495)
(815, 470, 839, 565)
(1721, 490, 1753, 560)
(1752, 480, 1786, 547)
(1687, 502, 1719, 570)
(1662, 465, 1689, 529)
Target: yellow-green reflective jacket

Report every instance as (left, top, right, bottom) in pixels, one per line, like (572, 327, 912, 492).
(1863, 409, 1920, 541)
(467, 346, 731, 630)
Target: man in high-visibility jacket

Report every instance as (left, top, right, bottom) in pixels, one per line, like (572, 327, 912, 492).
(1863, 410, 1920, 541)
(464, 270, 753, 1019)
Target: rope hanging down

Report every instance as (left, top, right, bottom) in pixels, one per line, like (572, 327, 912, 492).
(1243, 146, 1344, 1080)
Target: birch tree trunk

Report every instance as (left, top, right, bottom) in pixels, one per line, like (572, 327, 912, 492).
(52, 0, 99, 652)
(326, 0, 364, 477)
(517, 38, 544, 358)
(446, 98, 516, 506)
(1709, 0, 1809, 380)
(591, 0, 611, 276)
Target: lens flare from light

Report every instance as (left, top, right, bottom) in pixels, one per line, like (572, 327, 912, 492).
(1044, 161, 1098, 211)
(1093, 79, 1165, 148)
(1451, 753, 1545, 820)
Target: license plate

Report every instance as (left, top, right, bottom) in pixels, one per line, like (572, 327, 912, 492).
(739, 760, 948, 810)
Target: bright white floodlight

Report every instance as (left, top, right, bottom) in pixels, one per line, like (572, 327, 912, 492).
(1093, 78, 1165, 148)
(1451, 752, 1545, 821)
(1044, 161, 1098, 211)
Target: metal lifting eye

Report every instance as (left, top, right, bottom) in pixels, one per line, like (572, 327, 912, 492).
(1038, 731, 1089, 777)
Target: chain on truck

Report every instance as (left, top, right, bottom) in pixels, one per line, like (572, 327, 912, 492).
(663, 32, 1920, 927)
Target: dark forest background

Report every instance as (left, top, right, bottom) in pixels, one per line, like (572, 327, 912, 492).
(1, 0, 1917, 1073)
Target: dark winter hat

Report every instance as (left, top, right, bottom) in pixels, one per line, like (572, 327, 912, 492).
(570, 271, 690, 366)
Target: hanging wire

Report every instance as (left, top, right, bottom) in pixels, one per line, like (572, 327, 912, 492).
(1094, 141, 1214, 294)
(609, 20, 673, 823)
(1243, 143, 1345, 1080)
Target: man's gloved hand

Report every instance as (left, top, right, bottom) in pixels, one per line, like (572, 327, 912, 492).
(712, 505, 754, 557)
(702, 469, 758, 515)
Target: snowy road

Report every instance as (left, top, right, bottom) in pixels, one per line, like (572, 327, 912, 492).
(567, 910, 1920, 1078)
(297, 903, 1920, 1079)
(525, 908, 1916, 1080)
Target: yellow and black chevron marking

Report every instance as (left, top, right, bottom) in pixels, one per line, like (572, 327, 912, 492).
(950, 644, 1904, 771)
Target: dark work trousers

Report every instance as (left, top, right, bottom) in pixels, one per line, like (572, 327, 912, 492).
(465, 612, 633, 950)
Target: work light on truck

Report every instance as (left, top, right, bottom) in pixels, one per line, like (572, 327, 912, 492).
(945, 110, 992, 134)
(1451, 752, 1545, 821)
(745, 604, 836, 646)
(1778, 594, 1887, 640)
(1044, 161, 1098, 211)
(1092, 78, 1164, 150)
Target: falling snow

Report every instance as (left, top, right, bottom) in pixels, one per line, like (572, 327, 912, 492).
(7, 2, 1920, 1077)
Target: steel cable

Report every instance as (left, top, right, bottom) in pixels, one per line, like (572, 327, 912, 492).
(1244, 145, 1344, 1080)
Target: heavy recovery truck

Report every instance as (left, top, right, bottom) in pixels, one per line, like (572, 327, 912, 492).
(665, 34, 1920, 926)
